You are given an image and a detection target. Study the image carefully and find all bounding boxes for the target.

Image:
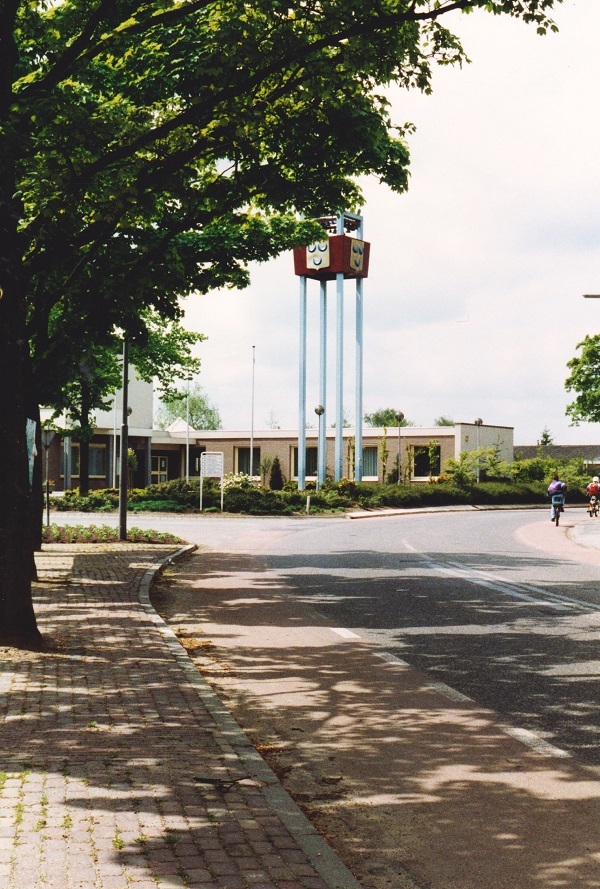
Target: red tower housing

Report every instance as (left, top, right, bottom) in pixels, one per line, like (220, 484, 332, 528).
(293, 234, 370, 280)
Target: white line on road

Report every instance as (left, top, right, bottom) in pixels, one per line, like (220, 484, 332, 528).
(330, 627, 362, 639)
(375, 652, 572, 759)
(402, 540, 594, 612)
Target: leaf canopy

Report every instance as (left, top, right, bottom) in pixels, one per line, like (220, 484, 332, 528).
(565, 334, 600, 425)
(4, 0, 562, 407)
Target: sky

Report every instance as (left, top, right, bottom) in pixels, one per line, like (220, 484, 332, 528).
(177, 0, 600, 446)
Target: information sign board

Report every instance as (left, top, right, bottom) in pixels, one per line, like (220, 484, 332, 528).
(201, 451, 224, 479)
(200, 451, 224, 511)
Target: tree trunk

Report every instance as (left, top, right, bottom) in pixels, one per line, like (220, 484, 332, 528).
(78, 384, 92, 495)
(0, 276, 42, 647)
(0, 25, 42, 645)
(31, 405, 44, 557)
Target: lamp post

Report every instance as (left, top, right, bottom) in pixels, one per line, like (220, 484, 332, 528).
(395, 411, 404, 484)
(315, 404, 325, 490)
(185, 377, 190, 482)
(474, 417, 483, 483)
(119, 337, 129, 541)
(250, 345, 255, 477)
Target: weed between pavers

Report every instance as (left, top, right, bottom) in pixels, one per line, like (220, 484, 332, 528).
(164, 830, 182, 845)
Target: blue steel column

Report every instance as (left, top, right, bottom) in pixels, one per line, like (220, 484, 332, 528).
(355, 277, 363, 481)
(318, 280, 327, 487)
(355, 215, 364, 482)
(298, 276, 307, 489)
(335, 214, 344, 481)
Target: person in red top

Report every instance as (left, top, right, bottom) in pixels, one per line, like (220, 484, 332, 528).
(586, 476, 600, 497)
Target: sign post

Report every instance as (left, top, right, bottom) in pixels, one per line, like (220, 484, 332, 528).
(200, 452, 225, 511)
(41, 429, 56, 526)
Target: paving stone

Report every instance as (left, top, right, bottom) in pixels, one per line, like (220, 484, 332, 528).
(0, 545, 355, 889)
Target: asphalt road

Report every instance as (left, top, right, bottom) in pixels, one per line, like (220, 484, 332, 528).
(57, 506, 600, 764)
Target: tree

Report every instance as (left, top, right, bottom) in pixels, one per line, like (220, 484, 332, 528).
(269, 457, 284, 491)
(50, 316, 203, 494)
(565, 335, 600, 425)
(330, 409, 351, 429)
(157, 384, 221, 431)
(365, 408, 414, 427)
(265, 411, 281, 430)
(434, 415, 454, 426)
(379, 428, 390, 483)
(539, 426, 554, 446)
(0, 1, 561, 643)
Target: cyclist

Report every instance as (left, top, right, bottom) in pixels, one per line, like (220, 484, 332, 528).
(586, 476, 600, 516)
(547, 474, 567, 522)
(586, 476, 600, 497)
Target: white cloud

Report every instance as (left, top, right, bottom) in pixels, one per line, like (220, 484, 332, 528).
(181, 0, 600, 445)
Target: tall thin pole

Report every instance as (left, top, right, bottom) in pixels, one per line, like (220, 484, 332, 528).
(185, 377, 190, 481)
(318, 281, 327, 487)
(355, 279, 363, 481)
(250, 345, 255, 476)
(298, 277, 307, 489)
(112, 395, 118, 488)
(118, 337, 129, 541)
(335, 215, 344, 480)
(355, 216, 364, 482)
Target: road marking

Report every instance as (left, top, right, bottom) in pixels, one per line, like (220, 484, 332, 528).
(428, 681, 475, 704)
(330, 627, 361, 639)
(497, 724, 571, 759)
(402, 539, 596, 612)
(374, 651, 411, 667)
(376, 652, 572, 759)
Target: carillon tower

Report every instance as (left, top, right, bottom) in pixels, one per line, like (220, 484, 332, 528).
(293, 213, 370, 488)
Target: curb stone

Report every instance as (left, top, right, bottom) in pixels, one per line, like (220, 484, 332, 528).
(139, 544, 364, 889)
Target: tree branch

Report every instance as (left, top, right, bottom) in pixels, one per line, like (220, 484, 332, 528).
(18, 0, 219, 102)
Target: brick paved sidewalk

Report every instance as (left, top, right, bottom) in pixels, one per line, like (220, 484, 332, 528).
(0, 544, 359, 889)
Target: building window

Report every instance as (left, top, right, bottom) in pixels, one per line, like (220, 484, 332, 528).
(60, 443, 106, 478)
(88, 445, 107, 478)
(152, 456, 168, 484)
(413, 445, 441, 479)
(293, 447, 318, 478)
(237, 447, 260, 476)
(362, 446, 378, 478)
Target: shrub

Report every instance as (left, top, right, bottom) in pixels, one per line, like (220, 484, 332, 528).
(269, 456, 284, 490)
(54, 489, 119, 511)
(128, 500, 186, 513)
(42, 523, 182, 544)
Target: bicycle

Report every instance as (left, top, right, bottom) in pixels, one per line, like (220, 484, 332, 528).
(589, 495, 599, 518)
(551, 493, 565, 525)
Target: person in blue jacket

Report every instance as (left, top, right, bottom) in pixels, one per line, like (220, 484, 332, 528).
(547, 474, 566, 521)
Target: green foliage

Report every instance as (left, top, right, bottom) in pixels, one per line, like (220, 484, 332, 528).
(42, 524, 181, 544)
(364, 409, 414, 427)
(539, 426, 554, 446)
(566, 335, 600, 425)
(259, 456, 273, 487)
(53, 489, 119, 511)
(223, 486, 287, 515)
(156, 383, 221, 431)
(129, 500, 186, 513)
(48, 457, 594, 516)
(269, 456, 284, 491)
(444, 447, 511, 488)
(434, 415, 454, 426)
(510, 457, 551, 482)
(379, 428, 390, 484)
(0, 0, 565, 641)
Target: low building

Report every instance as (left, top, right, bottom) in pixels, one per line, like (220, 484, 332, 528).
(43, 379, 513, 491)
